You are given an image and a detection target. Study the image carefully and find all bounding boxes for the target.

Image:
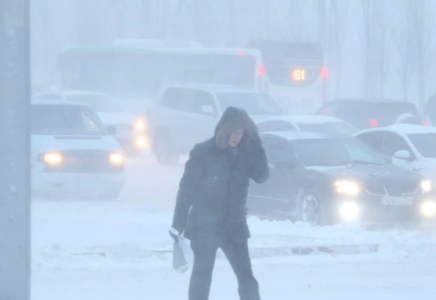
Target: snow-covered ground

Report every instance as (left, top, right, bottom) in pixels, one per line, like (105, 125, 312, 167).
(32, 154, 436, 300)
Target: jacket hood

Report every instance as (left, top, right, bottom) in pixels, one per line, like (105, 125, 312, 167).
(215, 107, 257, 149)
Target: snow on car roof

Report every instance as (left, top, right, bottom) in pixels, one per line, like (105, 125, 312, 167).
(261, 130, 334, 141)
(357, 124, 436, 135)
(257, 114, 347, 124)
(163, 83, 264, 94)
(31, 99, 89, 107)
(330, 98, 409, 104)
(34, 90, 106, 97)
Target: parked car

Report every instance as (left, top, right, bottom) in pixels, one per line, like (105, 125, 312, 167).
(247, 131, 436, 225)
(355, 124, 436, 186)
(31, 100, 126, 199)
(34, 90, 147, 156)
(424, 93, 436, 125)
(317, 99, 424, 130)
(146, 84, 283, 164)
(256, 115, 358, 136)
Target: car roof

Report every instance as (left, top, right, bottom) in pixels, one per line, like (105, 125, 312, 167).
(31, 99, 89, 107)
(257, 114, 348, 124)
(326, 98, 418, 106)
(161, 83, 265, 94)
(260, 130, 336, 141)
(34, 90, 106, 97)
(357, 124, 436, 135)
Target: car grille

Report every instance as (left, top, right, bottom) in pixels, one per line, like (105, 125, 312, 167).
(365, 182, 418, 196)
(43, 150, 124, 174)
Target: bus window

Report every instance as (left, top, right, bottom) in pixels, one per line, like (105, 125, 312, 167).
(58, 47, 260, 108)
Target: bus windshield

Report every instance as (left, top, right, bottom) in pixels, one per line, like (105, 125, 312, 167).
(246, 41, 323, 86)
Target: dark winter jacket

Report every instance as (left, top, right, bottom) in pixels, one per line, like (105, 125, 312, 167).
(171, 107, 269, 243)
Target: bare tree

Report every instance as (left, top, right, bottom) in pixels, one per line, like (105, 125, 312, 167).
(373, 0, 393, 97)
(410, 0, 436, 110)
(393, 0, 415, 102)
(327, 0, 351, 98)
(285, 0, 306, 41)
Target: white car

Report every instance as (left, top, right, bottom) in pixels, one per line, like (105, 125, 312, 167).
(34, 91, 147, 156)
(31, 100, 126, 199)
(355, 124, 436, 184)
(147, 84, 283, 164)
(256, 115, 358, 136)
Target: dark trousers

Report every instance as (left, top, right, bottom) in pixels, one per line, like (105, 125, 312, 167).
(188, 238, 261, 300)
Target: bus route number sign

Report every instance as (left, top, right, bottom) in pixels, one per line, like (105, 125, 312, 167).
(292, 69, 306, 81)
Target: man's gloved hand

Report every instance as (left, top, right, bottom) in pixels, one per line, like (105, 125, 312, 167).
(242, 133, 262, 152)
(249, 133, 262, 149)
(169, 227, 180, 242)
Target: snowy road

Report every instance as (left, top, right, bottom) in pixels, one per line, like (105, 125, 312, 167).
(32, 153, 436, 300)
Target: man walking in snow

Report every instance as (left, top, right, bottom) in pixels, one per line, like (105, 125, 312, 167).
(170, 107, 269, 300)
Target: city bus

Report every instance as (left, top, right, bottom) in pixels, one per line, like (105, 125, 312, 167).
(246, 40, 327, 114)
(57, 46, 263, 113)
(57, 41, 326, 114)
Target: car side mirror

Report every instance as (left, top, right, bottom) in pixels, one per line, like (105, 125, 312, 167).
(393, 150, 411, 161)
(107, 125, 117, 135)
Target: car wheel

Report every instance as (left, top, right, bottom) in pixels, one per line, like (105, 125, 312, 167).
(154, 129, 179, 165)
(297, 190, 323, 226)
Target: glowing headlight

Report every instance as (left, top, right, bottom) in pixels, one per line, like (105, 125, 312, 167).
(421, 180, 433, 193)
(339, 202, 360, 221)
(135, 119, 146, 131)
(110, 153, 125, 165)
(420, 200, 436, 218)
(44, 153, 63, 165)
(136, 136, 148, 149)
(335, 180, 360, 196)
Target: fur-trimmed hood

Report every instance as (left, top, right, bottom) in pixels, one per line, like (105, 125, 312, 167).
(215, 107, 258, 149)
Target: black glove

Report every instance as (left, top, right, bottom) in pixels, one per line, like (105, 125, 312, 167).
(248, 133, 262, 149)
(241, 133, 262, 153)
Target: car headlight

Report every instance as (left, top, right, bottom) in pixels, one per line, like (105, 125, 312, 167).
(44, 153, 63, 165)
(339, 202, 360, 221)
(136, 136, 148, 149)
(110, 153, 125, 165)
(420, 200, 436, 218)
(135, 119, 146, 131)
(421, 180, 432, 193)
(335, 180, 360, 196)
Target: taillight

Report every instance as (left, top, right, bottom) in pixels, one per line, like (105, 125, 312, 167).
(258, 65, 265, 76)
(321, 67, 328, 79)
(423, 120, 428, 126)
(368, 119, 379, 127)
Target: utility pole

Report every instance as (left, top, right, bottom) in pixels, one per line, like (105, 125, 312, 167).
(0, 1, 31, 300)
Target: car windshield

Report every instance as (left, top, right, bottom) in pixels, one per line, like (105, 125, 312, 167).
(31, 105, 106, 135)
(297, 122, 357, 136)
(217, 93, 282, 115)
(66, 95, 122, 113)
(408, 133, 436, 158)
(291, 138, 385, 167)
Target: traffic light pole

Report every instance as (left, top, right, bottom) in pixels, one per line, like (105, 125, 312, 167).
(0, 1, 31, 299)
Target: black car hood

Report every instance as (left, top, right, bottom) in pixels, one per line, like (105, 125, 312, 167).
(307, 164, 421, 186)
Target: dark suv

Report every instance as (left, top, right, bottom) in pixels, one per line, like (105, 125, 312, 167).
(317, 99, 423, 130)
